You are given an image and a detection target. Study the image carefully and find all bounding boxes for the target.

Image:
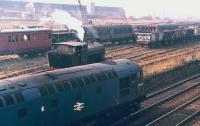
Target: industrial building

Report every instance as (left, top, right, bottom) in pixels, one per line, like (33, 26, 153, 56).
(0, 0, 126, 20)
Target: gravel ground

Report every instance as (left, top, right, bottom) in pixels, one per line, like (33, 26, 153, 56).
(0, 55, 48, 76)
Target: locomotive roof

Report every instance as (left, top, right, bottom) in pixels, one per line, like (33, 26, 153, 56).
(51, 29, 69, 32)
(0, 28, 51, 33)
(52, 32, 75, 34)
(88, 42, 104, 53)
(162, 28, 194, 32)
(51, 29, 76, 34)
(88, 42, 103, 48)
(52, 41, 87, 47)
(157, 23, 177, 27)
(0, 59, 142, 95)
(83, 24, 132, 28)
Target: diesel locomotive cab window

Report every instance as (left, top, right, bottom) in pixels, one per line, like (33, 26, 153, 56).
(139, 72, 143, 80)
(132, 72, 142, 81)
(119, 77, 130, 97)
(132, 74, 137, 81)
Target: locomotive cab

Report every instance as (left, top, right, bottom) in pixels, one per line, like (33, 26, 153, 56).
(115, 59, 144, 104)
(51, 29, 79, 43)
(130, 70, 144, 100)
(48, 41, 105, 69)
(48, 42, 88, 68)
(136, 33, 151, 46)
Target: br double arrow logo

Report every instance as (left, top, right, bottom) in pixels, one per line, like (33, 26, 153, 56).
(74, 102, 84, 112)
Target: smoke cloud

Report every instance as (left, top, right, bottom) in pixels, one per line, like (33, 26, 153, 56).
(51, 10, 85, 41)
(42, 10, 85, 41)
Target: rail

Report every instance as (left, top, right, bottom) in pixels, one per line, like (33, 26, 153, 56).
(111, 73, 200, 126)
(146, 94, 200, 126)
(176, 111, 200, 126)
(0, 65, 50, 80)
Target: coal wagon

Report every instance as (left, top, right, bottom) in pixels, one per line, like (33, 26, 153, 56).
(137, 27, 200, 47)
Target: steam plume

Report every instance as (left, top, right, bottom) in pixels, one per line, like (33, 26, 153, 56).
(51, 10, 85, 41)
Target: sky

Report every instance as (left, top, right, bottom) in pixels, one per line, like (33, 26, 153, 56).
(26, 0, 200, 18)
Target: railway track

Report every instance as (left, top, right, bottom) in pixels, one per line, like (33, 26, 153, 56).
(1, 46, 200, 80)
(1, 42, 200, 80)
(146, 95, 200, 126)
(107, 41, 200, 62)
(110, 48, 159, 59)
(0, 55, 20, 64)
(0, 43, 200, 126)
(111, 73, 200, 126)
(139, 46, 200, 67)
(2, 43, 199, 79)
(0, 65, 50, 80)
(109, 43, 200, 67)
(133, 48, 177, 61)
(106, 46, 150, 58)
(105, 43, 136, 53)
(176, 110, 200, 126)
(115, 49, 169, 60)
(138, 44, 200, 61)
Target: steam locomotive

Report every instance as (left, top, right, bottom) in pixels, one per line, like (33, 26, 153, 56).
(48, 41, 105, 69)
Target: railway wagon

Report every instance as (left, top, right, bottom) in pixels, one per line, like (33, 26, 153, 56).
(0, 59, 144, 126)
(51, 29, 79, 43)
(136, 23, 178, 33)
(83, 24, 136, 44)
(137, 27, 200, 47)
(194, 27, 200, 36)
(156, 24, 178, 31)
(0, 28, 52, 55)
(48, 41, 105, 68)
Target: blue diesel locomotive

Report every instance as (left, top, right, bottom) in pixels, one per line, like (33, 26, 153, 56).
(0, 59, 144, 126)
